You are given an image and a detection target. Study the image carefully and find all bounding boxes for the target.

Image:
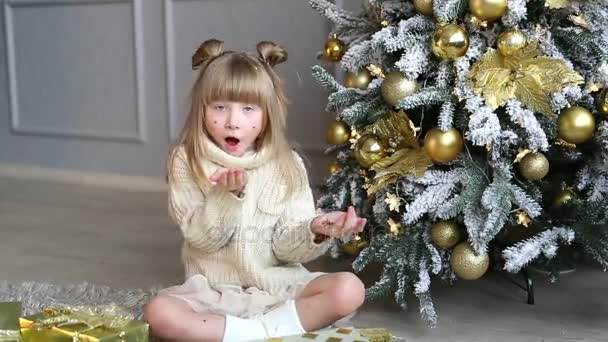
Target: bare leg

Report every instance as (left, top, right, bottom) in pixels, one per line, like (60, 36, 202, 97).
(143, 295, 225, 342)
(294, 272, 365, 331)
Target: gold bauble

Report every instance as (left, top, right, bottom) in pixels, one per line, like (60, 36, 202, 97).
(380, 71, 420, 107)
(497, 30, 527, 56)
(431, 24, 470, 60)
(326, 121, 351, 145)
(431, 221, 461, 249)
(469, 0, 508, 22)
(355, 134, 387, 168)
(413, 0, 433, 16)
(597, 89, 608, 116)
(518, 152, 550, 181)
(449, 242, 490, 280)
(553, 189, 575, 207)
(423, 128, 464, 163)
(344, 68, 373, 90)
(323, 37, 347, 62)
(342, 236, 369, 256)
(557, 106, 596, 144)
(328, 160, 342, 174)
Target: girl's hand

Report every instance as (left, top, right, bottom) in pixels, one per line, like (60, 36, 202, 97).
(311, 206, 367, 241)
(209, 168, 247, 194)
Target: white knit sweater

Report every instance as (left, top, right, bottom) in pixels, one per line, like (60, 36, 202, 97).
(168, 136, 331, 295)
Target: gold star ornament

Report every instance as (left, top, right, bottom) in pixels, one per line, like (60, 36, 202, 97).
(516, 210, 532, 227)
(367, 64, 386, 78)
(388, 218, 402, 236)
(384, 193, 402, 212)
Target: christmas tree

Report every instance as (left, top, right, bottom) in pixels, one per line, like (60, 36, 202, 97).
(309, 0, 608, 326)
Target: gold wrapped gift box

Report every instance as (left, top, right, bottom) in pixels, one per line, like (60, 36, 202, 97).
(18, 304, 148, 342)
(0, 302, 22, 342)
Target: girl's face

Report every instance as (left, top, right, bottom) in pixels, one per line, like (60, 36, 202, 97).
(204, 101, 265, 156)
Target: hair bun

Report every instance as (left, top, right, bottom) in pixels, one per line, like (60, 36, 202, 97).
(256, 41, 288, 67)
(192, 39, 224, 70)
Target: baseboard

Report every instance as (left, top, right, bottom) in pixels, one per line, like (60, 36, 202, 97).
(0, 146, 329, 193)
(0, 163, 167, 192)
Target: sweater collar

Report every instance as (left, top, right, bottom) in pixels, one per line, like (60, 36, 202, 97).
(200, 134, 272, 169)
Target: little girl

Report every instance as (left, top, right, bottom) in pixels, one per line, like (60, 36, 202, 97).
(143, 38, 367, 342)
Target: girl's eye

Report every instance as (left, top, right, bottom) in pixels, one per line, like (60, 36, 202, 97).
(214, 105, 225, 111)
(244, 106, 255, 112)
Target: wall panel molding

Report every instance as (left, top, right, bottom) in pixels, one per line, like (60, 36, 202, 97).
(164, 0, 225, 142)
(163, 0, 177, 142)
(3, 0, 147, 142)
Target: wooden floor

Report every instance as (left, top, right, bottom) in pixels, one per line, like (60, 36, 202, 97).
(1, 176, 607, 341)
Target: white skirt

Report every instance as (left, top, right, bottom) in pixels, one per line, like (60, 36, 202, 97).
(159, 272, 323, 318)
(158, 272, 355, 325)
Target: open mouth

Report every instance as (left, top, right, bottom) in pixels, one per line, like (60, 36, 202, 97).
(224, 137, 240, 151)
(225, 137, 240, 146)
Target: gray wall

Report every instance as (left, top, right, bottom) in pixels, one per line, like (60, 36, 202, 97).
(0, 0, 333, 183)
(341, 0, 363, 13)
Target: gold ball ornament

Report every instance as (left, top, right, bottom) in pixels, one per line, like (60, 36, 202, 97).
(497, 30, 527, 56)
(558, 106, 596, 144)
(553, 189, 576, 207)
(431, 221, 461, 249)
(328, 160, 342, 174)
(380, 71, 420, 107)
(432, 24, 470, 60)
(518, 152, 550, 181)
(344, 68, 373, 90)
(326, 121, 351, 145)
(354, 134, 387, 168)
(323, 37, 347, 62)
(469, 0, 508, 22)
(342, 236, 369, 256)
(449, 242, 490, 280)
(597, 89, 608, 116)
(413, 0, 433, 16)
(424, 128, 464, 163)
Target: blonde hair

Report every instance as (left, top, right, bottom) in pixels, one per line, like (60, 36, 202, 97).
(167, 38, 306, 200)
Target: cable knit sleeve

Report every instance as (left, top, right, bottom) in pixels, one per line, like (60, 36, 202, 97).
(168, 148, 244, 253)
(271, 154, 331, 264)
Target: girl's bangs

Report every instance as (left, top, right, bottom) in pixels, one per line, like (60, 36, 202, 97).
(202, 58, 272, 108)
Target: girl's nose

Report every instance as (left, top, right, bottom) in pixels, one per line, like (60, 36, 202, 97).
(226, 111, 240, 130)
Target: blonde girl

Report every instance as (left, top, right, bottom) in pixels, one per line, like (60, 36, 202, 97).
(143, 39, 367, 342)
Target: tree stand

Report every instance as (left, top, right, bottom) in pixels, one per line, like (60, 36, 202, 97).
(499, 267, 534, 305)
